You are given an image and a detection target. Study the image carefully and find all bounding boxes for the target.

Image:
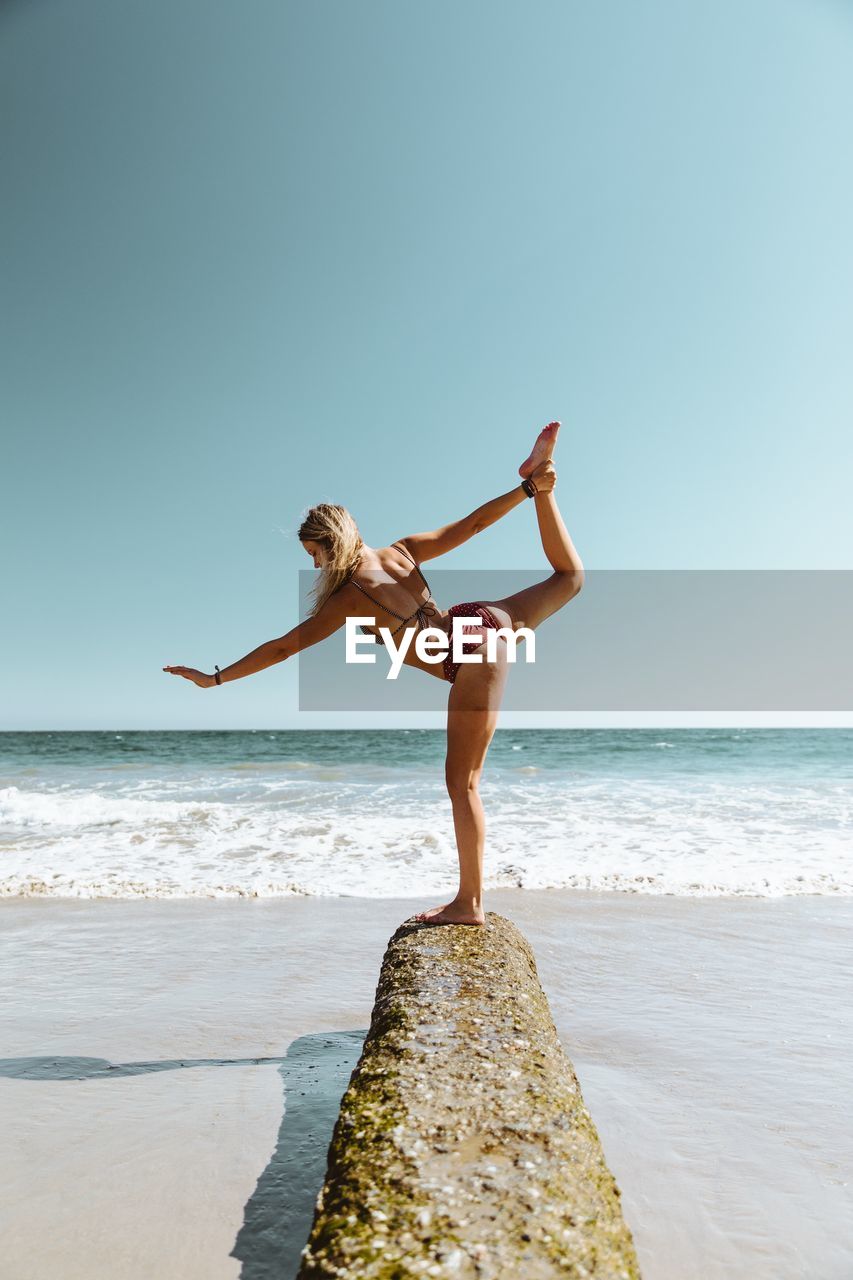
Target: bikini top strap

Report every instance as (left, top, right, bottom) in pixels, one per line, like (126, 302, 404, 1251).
(348, 576, 412, 626)
(391, 539, 415, 563)
(391, 540, 431, 591)
(347, 577, 374, 604)
(349, 577, 394, 613)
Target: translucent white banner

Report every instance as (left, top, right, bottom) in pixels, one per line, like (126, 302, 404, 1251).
(297, 569, 853, 712)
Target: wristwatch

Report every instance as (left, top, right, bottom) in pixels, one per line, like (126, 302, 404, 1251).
(521, 478, 537, 498)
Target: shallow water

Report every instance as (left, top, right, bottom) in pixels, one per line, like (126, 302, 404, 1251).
(2, 728, 852, 897)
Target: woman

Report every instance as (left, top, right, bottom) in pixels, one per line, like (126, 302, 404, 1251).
(164, 421, 584, 926)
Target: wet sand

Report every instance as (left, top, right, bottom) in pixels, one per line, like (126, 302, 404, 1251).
(2, 890, 852, 1279)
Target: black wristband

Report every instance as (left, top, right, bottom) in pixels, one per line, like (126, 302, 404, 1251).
(521, 478, 537, 498)
(214, 665, 222, 685)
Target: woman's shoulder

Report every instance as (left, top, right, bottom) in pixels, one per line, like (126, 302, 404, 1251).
(387, 538, 416, 562)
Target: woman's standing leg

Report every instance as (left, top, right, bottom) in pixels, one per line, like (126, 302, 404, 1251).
(412, 644, 509, 926)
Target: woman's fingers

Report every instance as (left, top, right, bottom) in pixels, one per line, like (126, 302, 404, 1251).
(531, 460, 556, 490)
(163, 666, 211, 688)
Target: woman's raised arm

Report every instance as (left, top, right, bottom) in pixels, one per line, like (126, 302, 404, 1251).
(396, 482, 529, 564)
(163, 586, 355, 687)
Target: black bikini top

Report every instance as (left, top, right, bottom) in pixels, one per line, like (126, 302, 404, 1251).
(347, 541, 439, 646)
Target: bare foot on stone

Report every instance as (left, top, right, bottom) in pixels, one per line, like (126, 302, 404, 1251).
(412, 900, 486, 927)
(519, 420, 560, 478)
(413, 902, 452, 920)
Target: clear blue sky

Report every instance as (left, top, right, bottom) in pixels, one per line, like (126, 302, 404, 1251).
(2, 0, 851, 729)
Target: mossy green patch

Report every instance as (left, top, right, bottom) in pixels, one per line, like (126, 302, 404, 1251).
(297, 912, 642, 1279)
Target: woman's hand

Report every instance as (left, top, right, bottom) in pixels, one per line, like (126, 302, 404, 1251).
(529, 460, 557, 493)
(162, 665, 216, 689)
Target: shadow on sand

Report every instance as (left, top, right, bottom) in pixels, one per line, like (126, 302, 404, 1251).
(1, 1028, 367, 1279)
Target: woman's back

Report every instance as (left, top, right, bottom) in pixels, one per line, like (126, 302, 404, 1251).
(345, 541, 443, 647)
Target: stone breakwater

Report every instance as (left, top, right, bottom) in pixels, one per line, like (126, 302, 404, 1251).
(297, 911, 641, 1279)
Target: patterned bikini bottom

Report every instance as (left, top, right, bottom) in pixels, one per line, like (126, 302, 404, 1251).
(442, 602, 503, 684)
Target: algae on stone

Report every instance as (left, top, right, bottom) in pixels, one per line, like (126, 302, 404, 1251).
(297, 911, 641, 1279)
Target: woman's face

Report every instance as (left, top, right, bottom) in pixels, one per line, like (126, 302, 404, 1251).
(301, 539, 328, 569)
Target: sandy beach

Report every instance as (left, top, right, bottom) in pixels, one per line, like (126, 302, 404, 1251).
(2, 888, 851, 1279)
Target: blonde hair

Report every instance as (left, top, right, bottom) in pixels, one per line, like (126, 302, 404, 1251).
(298, 503, 365, 616)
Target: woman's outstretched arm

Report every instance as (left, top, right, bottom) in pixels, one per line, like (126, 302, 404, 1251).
(163, 588, 354, 688)
(397, 481, 529, 563)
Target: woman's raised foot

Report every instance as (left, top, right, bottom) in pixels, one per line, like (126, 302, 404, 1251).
(519, 420, 560, 478)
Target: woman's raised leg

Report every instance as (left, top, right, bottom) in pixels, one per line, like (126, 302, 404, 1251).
(492, 454, 585, 632)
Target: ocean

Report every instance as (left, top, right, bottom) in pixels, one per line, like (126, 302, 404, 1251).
(2, 728, 851, 899)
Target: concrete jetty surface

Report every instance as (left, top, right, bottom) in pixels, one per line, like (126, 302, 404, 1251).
(297, 911, 641, 1279)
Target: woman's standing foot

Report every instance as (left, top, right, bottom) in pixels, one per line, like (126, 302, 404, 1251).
(412, 898, 486, 926)
(519, 420, 561, 478)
